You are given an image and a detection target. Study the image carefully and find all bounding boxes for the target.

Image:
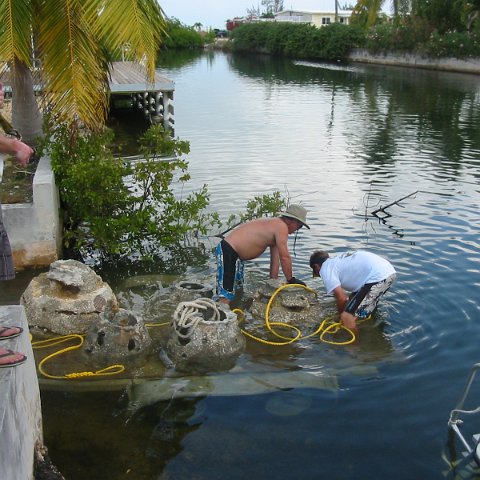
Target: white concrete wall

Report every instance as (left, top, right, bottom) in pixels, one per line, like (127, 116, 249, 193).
(0, 306, 43, 480)
(1, 155, 62, 270)
(349, 49, 480, 74)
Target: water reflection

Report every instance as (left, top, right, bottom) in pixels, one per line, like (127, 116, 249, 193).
(227, 53, 480, 172)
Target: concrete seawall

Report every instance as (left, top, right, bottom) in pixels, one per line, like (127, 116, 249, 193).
(0, 306, 43, 480)
(348, 48, 480, 74)
(0, 155, 62, 271)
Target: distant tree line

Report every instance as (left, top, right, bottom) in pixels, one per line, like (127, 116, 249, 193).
(161, 18, 214, 50)
(352, 0, 480, 34)
(230, 0, 480, 61)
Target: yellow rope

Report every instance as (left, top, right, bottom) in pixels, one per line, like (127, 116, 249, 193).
(31, 320, 171, 380)
(32, 334, 125, 380)
(234, 282, 358, 346)
(29, 287, 363, 379)
(145, 322, 170, 328)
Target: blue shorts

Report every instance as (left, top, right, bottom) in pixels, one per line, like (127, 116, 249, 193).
(214, 240, 245, 301)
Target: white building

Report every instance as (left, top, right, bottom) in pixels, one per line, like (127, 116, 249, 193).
(274, 10, 352, 27)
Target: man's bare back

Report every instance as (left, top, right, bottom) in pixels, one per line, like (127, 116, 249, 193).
(225, 217, 287, 260)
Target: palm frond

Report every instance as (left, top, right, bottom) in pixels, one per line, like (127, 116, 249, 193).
(367, 0, 384, 26)
(37, 0, 108, 129)
(0, 0, 34, 65)
(86, 0, 166, 81)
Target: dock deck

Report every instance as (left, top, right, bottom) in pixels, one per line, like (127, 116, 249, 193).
(0, 61, 175, 131)
(109, 61, 175, 131)
(109, 61, 174, 93)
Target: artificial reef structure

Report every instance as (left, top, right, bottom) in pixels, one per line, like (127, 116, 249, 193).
(20, 260, 348, 379)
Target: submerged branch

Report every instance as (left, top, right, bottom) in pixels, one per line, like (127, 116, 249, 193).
(371, 191, 419, 217)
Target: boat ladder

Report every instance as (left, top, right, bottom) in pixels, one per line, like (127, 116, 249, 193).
(448, 363, 480, 465)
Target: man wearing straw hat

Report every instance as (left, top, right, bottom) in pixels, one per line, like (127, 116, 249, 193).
(214, 204, 309, 305)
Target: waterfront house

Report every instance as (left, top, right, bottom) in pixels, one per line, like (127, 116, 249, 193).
(274, 9, 352, 27)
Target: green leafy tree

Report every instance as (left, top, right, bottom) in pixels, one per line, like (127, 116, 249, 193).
(0, 0, 166, 142)
(162, 18, 204, 49)
(231, 22, 365, 60)
(41, 122, 221, 260)
(412, 0, 473, 33)
(351, 0, 410, 28)
(261, 0, 284, 14)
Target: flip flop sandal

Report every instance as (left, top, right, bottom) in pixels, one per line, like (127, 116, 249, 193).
(0, 326, 23, 340)
(0, 349, 27, 368)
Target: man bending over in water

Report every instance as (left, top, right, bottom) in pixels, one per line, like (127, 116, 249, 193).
(215, 204, 309, 304)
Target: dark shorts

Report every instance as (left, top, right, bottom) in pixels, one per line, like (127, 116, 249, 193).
(345, 273, 396, 318)
(0, 205, 14, 281)
(214, 239, 245, 301)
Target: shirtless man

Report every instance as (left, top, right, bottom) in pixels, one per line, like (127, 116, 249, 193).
(215, 204, 309, 304)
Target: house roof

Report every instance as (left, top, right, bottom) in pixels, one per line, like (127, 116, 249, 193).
(275, 9, 352, 16)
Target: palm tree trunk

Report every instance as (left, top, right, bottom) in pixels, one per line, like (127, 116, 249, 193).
(11, 58, 43, 145)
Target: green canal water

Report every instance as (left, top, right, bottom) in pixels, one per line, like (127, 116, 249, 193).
(5, 50, 480, 479)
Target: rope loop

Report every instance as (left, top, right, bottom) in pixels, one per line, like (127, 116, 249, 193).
(173, 298, 223, 340)
(32, 333, 126, 380)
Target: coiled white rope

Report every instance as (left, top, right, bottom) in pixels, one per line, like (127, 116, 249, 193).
(172, 298, 222, 339)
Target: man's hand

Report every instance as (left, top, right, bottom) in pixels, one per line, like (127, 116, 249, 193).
(340, 311, 357, 330)
(12, 139, 33, 167)
(287, 277, 306, 287)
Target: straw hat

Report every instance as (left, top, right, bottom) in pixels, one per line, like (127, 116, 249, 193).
(278, 204, 310, 229)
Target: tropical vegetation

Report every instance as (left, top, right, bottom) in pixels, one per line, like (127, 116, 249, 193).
(38, 121, 285, 263)
(0, 0, 166, 142)
(351, 0, 480, 33)
(162, 18, 215, 49)
(231, 0, 480, 61)
(231, 22, 364, 61)
(39, 122, 214, 260)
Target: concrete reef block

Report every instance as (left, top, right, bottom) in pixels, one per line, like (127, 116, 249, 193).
(170, 280, 214, 303)
(250, 279, 330, 333)
(21, 260, 118, 335)
(83, 304, 152, 368)
(166, 298, 245, 372)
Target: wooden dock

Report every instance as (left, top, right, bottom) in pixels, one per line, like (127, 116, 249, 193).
(109, 61, 174, 93)
(109, 61, 175, 131)
(0, 61, 175, 131)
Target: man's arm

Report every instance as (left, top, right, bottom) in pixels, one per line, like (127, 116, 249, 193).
(332, 286, 348, 313)
(333, 286, 357, 329)
(0, 84, 32, 166)
(274, 227, 293, 281)
(0, 136, 32, 167)
(269, 245, 279, 278)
